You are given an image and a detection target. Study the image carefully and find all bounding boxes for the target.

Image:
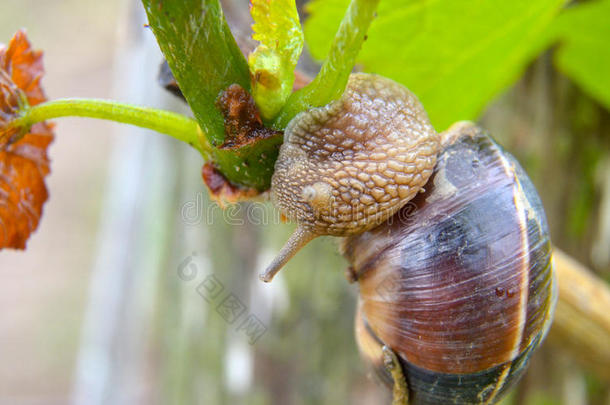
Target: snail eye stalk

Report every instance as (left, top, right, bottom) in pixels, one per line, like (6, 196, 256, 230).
(259, 225, 315, 282)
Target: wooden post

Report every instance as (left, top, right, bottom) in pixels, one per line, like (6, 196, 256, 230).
(549, 249, 610, 383)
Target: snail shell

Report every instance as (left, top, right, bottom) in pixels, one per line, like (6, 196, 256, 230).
(343, 122, 557, 404)
(261, 73, 439, 282)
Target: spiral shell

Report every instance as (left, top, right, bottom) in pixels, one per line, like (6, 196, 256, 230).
(343, 122, 557, 404)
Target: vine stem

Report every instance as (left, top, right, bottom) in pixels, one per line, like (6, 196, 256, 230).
(10, 98, 209, 154)
(272, 0, 381, 129)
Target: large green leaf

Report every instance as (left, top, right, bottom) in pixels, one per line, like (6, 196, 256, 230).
(305, 0, 565, 131)
(551, 0, 610, 111)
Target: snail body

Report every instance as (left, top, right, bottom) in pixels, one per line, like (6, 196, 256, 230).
(343, 123, 557, 404)
(262, 73, 439, 281)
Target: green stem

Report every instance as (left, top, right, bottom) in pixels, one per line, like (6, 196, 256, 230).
(12, 98, 207, 154)
(272, 0, 380, 129)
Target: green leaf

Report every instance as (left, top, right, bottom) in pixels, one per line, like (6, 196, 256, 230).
(143, 0, 281, 190)
(304, 0, 564, 131)
(273, 0, 380, 129)
(551, 0, 610, 111)
(249, 0, 304, 120)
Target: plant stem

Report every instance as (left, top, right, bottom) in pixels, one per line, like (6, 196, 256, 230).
(272, 0, 380, 129)
(550, 249, 610, 382)
(143, 0, 250, 147)
(12, 98, 207, 153)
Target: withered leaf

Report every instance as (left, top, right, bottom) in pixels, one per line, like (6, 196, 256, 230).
(201, 162, 259, 207)
(0, 30, 54, 249)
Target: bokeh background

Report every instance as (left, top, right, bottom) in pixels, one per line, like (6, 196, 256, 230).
(0, 1, 609, 404)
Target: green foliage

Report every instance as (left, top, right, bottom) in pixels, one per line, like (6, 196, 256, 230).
(567, 134, 603, 238)
(142, 0, 249, 146)
(526, 391, 561, 405)
(143, 0, 379, 190)
(249, 0, 304, 121)
(551, 0, 610, 111)
(142, 0, 281, 190)
(144, 0, 610, 190)
(272, 0, 381, 129)
(305, 0, 565, 131)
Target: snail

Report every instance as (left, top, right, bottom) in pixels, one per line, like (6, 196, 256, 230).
(258, 72, 556, 403)
(261, 73, 439, 282)
(342, 122, 557, 404)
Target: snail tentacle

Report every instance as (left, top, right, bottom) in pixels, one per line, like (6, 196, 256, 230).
(259, 225, 315, 282)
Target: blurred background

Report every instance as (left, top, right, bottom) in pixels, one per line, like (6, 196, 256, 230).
(0, 0, 608, 405)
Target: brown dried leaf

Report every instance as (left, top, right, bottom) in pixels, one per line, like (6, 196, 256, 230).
(215, 83, 281, 150)
(0, 30, 54, 249)
(201, 162, 259, 207)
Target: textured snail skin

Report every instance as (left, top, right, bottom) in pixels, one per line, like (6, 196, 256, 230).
(344, 123, 557, 404)
(261, 73, 439, 282)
